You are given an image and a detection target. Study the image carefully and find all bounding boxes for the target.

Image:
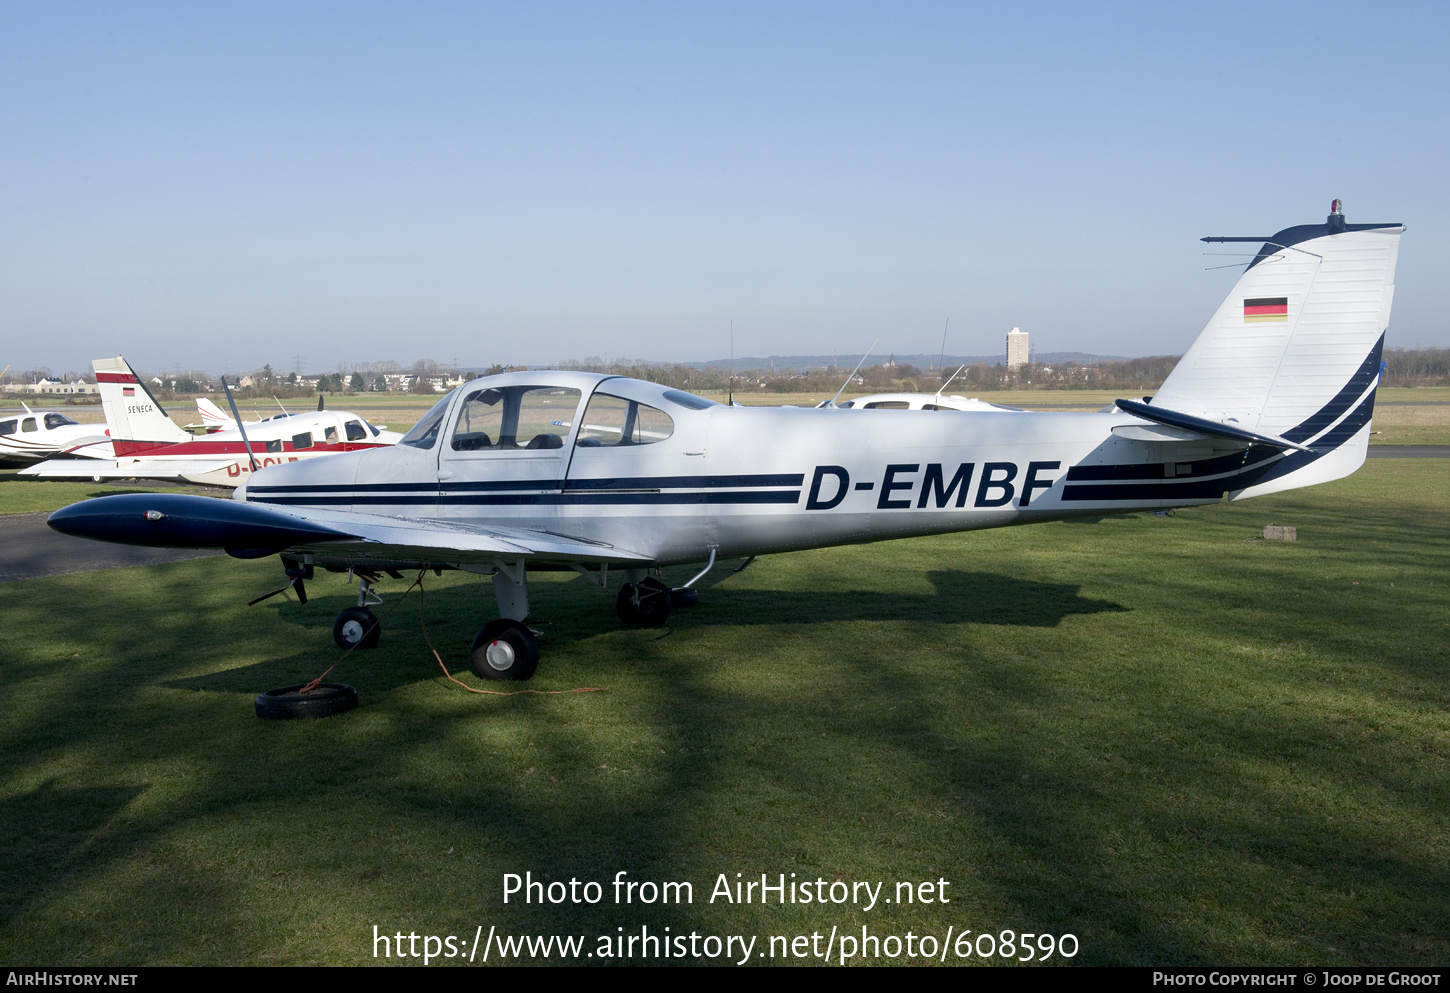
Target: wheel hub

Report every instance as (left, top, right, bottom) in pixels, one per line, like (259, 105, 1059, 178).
(485, 639, 516, 671)
(341, 620, 364, 644)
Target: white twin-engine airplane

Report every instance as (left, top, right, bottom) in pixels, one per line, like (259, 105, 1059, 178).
(49, 203, 1401, 683)
(23, 357, 403, 487)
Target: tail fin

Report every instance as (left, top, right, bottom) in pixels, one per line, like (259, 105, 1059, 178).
(195, 397, 236, 431)
(92, 357, 190, 448)
(1149, 202, 1402, 498)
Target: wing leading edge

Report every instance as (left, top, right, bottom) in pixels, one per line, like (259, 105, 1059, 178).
(47, 493, 651, 565)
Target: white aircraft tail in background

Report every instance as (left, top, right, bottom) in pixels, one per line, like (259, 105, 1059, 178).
(194, 397, 235, 432)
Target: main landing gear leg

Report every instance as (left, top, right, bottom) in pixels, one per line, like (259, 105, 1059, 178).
(333, 571, 383, 650)
(471, 560, 539, 681)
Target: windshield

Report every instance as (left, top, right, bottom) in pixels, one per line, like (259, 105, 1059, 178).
(45, 413, 79, 429)
(398, 390, 458, 450)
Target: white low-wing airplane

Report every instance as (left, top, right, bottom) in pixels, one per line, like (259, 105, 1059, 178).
(48, 203, 1401, 682)
(0, 402, 111, 467)
(23, 357, 403, 486)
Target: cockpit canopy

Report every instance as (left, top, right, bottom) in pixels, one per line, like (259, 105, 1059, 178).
(398, 374, 719, 452)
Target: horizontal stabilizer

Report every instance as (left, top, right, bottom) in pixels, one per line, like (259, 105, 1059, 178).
(1114, 398, 1312, 451)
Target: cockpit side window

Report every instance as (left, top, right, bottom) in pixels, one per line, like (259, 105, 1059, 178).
(449, 387, 580, 452)
(399, 391, 458, 450)
(575, 394, 674, 447)
(345, 420, 367, 441)
(21, 418, 37, 432)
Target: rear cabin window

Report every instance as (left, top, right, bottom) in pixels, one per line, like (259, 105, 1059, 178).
(292, 432, 313, 449)
(325, 426, 338, 444)
(862, 401, 910, 409)
(0, 420, 15, 435)
(450, 387, 580, 451)
(575, 394, 674, 447)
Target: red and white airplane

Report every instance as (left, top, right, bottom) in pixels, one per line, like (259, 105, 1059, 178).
(23, 357, 403, 487)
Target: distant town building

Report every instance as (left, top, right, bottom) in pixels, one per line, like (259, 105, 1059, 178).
(22, 379, 97, 395)
(1006, 327, 1029, 370)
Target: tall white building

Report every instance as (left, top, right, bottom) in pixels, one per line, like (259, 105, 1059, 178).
(1006, 327, 1029, 369)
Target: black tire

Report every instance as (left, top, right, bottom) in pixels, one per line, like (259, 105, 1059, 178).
(333, 607, 381, 650)
(616, 577, 672, 627)
(255, 683, 359, 720)
(470, 619, 540, 681)
(670, 586, 699, 608)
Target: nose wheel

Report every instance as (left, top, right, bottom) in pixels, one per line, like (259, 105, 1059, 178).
(470, 619, 540, 681)
(333, 606, 381, 650)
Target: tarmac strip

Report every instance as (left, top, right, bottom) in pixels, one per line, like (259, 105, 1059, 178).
(0, 511, 221, 583)
(1367, 445, 1450, 458)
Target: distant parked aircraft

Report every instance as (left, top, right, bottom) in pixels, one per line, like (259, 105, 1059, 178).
(22, 357, 403, 486)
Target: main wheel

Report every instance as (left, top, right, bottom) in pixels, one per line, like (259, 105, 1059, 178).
(333, 607, 381, 650)
(470, 619, 540, 681)
(616, 577, 672, 627)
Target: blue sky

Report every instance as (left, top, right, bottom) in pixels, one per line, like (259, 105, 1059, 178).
(3, 1, 1446, 376)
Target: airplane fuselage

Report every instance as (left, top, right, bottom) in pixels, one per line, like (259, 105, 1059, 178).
(236, 371, 1362, 570)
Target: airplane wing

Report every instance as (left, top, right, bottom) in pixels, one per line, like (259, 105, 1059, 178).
(47, 492, 652, 566)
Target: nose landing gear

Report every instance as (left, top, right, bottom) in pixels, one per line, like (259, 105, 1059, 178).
(332, 570, 384, 650)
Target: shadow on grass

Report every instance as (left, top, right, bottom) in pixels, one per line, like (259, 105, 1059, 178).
(1, 461, 1446, 964)
(162, 570, 1128, 696)
(0, 780, 147, 930)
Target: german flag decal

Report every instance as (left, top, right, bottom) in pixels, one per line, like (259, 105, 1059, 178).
(1244, 297, 1288, 323)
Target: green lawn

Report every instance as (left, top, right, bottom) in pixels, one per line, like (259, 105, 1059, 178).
(0, 460, 1446, 965)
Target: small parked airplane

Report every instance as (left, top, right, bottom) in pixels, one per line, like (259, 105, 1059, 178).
(0, 401, 110, 467)
(49, 202, 1401, 683)
(831, 392, 1020, 412)
(23, 357, 403, 486)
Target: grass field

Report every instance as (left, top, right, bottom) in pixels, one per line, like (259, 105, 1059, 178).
(1, 458, 1446, 966)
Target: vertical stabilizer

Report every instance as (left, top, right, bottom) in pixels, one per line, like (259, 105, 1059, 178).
(92, 357, 190, 451)
(195, 397, 236, 430)
(1149, 204, 1401, 498)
